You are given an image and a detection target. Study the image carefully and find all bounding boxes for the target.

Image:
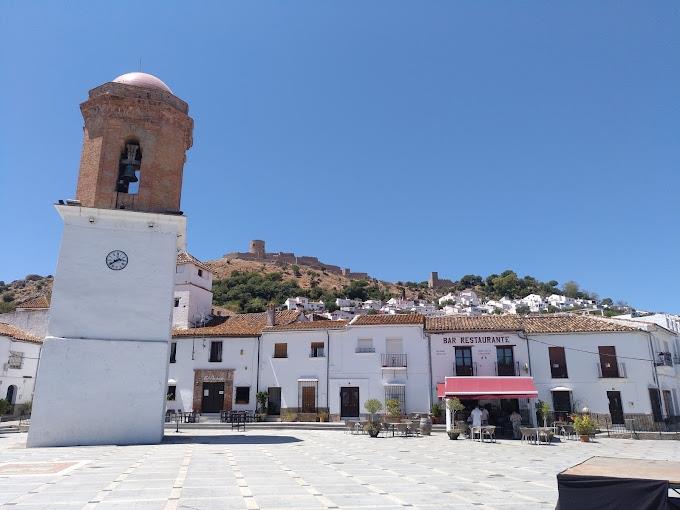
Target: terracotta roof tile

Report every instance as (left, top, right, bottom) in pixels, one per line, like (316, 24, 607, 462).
(16, 295, 50, 309)
(352, 314, 424, 326)
(426, 316, 523, 332)
(266, 320, 348, 332)
(173, 310, 301, 337)
(0, 322, 42, 343)
(425, 314, 639, 334)
(176, 251, 211, 273)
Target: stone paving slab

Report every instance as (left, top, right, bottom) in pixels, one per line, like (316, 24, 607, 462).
(1, 430, 679, 509)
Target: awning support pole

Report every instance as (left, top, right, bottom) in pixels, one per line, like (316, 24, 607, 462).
(445, 398, 451, 432)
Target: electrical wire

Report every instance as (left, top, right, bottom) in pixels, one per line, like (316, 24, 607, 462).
(526, 335, 662, 364)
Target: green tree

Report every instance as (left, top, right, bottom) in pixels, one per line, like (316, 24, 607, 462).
(562, 281, 580, 299)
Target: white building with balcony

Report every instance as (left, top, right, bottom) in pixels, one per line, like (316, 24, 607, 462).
(427, 315, 680, 431)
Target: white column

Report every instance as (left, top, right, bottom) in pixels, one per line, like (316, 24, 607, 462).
(445, 398, 452, 432)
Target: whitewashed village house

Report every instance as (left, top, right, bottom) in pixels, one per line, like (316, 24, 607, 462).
(0, 323, 42, 412)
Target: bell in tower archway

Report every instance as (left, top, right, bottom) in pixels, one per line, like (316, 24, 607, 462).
(116, 143, 141, 193)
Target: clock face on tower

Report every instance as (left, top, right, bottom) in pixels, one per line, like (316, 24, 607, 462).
(105, 250, 128, 270)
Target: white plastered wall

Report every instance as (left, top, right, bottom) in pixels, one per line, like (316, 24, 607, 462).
(27, 206, 184, 447)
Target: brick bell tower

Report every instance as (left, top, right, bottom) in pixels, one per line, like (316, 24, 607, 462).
(28, 73, 194, 447)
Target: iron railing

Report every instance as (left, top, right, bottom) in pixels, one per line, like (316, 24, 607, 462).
(453, 362, 477, 376)
(654, 352, 673, 367)
(355, 347, 376, 353)
(596, 361, 627, 378)
(495, 361, 520, 376)
(381, 353, 407, 368)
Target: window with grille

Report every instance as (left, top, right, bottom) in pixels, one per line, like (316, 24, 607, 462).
(235, 386, 250, 404)
(167, 385, 176, 401)
(274, 343, 288, 358)
(8, 351, 23, 369)
(209, 341, 223, 362)
(384, 385, 405, 415)
(174, 298, 180, 308)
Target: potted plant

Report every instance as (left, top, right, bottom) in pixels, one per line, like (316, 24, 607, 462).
(430, 402, 443, 424)
(364, 399, 383, 438)
(446, 398, 465, 440)
(572, 414, 596, 442)
(256, 391, 268, 421)
(385, 399, 401, 421)
(537, 400, 551, 428)
(318, 410, 329, 422)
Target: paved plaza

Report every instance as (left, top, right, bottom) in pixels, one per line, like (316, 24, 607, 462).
(1, 429, 679, 510)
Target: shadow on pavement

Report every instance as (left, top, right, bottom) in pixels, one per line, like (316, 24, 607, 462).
(163, 434, 302, 445)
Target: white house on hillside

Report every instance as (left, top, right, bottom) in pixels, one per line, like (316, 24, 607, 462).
(0, 323, 42, 412)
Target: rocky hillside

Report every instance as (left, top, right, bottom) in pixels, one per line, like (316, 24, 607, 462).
(206, 257, 425, 300)
(0, 275, 53, 313)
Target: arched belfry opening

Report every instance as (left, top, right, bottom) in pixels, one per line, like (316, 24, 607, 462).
(116, 141, 142, 194)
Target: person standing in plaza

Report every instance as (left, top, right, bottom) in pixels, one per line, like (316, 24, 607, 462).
(481, 406, 490, 426)
(510, 410, 522, 439)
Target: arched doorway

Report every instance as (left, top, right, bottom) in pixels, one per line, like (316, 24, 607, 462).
(5, 385, 17, 405)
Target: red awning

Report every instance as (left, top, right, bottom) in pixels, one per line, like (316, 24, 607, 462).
(437, 376, 538, 400)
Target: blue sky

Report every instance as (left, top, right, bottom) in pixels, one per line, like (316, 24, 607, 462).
(1, 2, 678, 312)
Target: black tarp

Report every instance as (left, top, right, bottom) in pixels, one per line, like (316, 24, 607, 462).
(556, 474, 674, 510)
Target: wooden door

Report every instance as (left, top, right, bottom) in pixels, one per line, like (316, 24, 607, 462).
(340, 387, 360, 417)
(607, 391, 624, 425)
(267, 387, 281, 415)
(201, 382, 225, 413)
(301, 386, 316, 413)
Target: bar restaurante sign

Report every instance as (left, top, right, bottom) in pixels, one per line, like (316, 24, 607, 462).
(443, 335, 512, 345)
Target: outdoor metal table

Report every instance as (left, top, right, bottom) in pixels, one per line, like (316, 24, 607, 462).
(556, 456, 680, 510)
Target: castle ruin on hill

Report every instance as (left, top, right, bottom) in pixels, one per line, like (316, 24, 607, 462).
(224, 240, 370, 280)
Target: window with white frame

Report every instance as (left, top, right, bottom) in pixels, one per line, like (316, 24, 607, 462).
(356, 338, 375, 353)
(8, 351, 24, 369)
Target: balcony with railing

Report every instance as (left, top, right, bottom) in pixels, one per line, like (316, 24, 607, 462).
(654, 352, 673, 367)
(597, 361, 627, 378)
(381, 353, 407, 368)
(452, 362, 477, 377)
(495, 361, 521, 376)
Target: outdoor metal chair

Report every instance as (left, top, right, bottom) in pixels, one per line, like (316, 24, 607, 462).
(396, 423, 409, 437)
(520, 427, 537, 444)
(538, 428, 554, 444)
(482, 425, 496, 443)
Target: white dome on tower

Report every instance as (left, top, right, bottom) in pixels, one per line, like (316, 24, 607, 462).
(112, 72, 172, 93)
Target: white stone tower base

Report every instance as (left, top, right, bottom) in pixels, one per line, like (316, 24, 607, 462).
(27, 337, 169, 447)
(27, 205, 185, 447)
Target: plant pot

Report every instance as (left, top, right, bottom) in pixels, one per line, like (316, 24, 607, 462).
(420, 416, 432, 435)
(447, 432, 460, 440)
(579, 435, 590, 442)
(368, 429, 380, 438)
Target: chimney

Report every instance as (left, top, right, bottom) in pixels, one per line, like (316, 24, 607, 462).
(266, 305, 276, 327)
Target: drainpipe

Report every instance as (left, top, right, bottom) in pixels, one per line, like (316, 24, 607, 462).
(425, 331, 433, 411)
(256, 335, 261, 397)
(326, 330, 330, 413)
(646, 329, 660, 387)
(518, 330, 532, 376)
